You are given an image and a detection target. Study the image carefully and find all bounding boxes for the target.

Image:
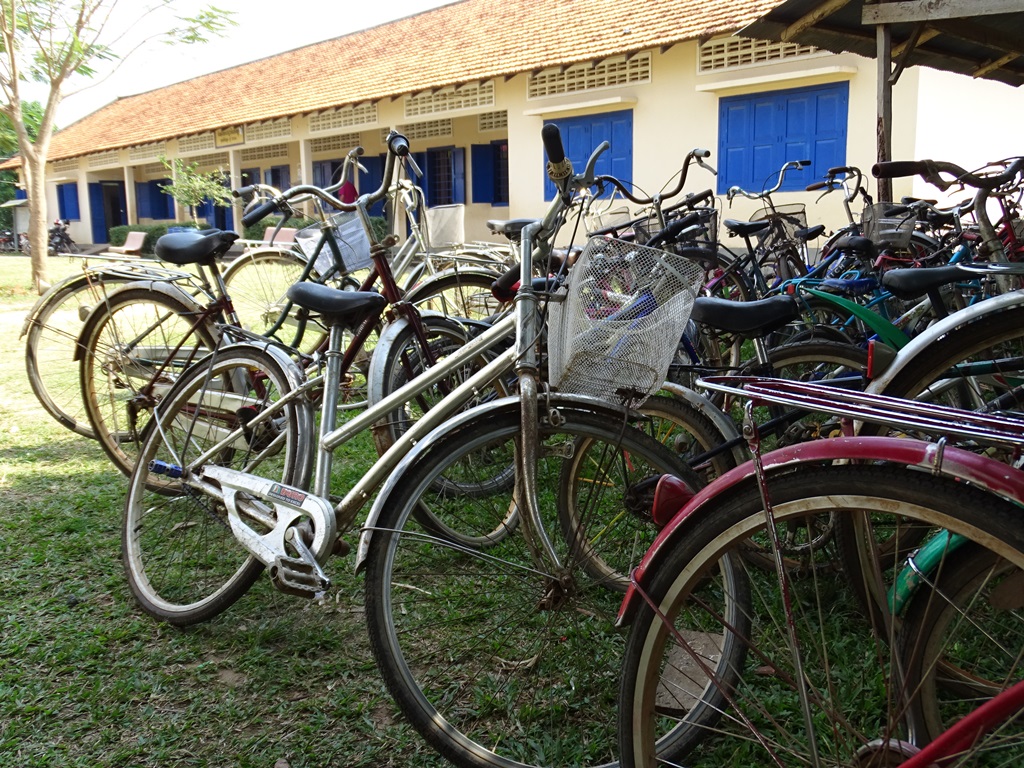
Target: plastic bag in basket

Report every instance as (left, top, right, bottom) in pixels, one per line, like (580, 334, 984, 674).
(549, 237, 704, 406)
(296, 211, 373, 278)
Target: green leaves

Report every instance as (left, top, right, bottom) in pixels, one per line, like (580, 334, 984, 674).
(158, 155, 232, 223)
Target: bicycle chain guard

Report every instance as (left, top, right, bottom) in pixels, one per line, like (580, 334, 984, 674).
(199, 465, 336, 598)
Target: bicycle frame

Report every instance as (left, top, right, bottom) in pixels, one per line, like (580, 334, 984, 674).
(154, 128, 615, 593)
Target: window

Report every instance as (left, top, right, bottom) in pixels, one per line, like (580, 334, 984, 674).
(717, 82, 848, 194)
(56, 183, 80, 220)
(135, 179, 174, 220)
(416, 147, 465, 207)
(240, 167, 260, 186)
(471, 140, 509, 206)
(264, 165, 290, 190)
(542, 110, 633, 201)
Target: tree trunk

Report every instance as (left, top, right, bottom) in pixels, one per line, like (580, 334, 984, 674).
(25, 153, 50, 294)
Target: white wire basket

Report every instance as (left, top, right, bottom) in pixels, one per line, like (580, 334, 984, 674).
(861, 203, 915, 248)
(548, 237, 705, 406)
(297, 211, 374, 277)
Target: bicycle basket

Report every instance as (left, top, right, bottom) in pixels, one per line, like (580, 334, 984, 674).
(548, 237, 704, 406)
(861, 203, 915, 248)
(751, 203, 806, 251)
(297, 211, 373, 278)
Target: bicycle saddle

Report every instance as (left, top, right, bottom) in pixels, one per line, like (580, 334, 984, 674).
(487, 218, 538, 243)
(690, 294, 799, 337)
(723, 219, 771, 238)
(881, 264, 969, 300)
(155, 229, 239, 266)
(286, 282, 387, 327)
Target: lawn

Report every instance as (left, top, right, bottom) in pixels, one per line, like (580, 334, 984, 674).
(0, 255, 448, 768)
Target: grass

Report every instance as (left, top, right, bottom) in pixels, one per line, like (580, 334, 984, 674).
(0, 254, 452, 768)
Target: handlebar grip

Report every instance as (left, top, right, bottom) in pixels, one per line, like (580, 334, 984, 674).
(873, 160, 928, 179)
(352, 146, 365, 157)
(806, 181, 828, 191)
(828, 166, 853, 176)
(491, 263, 523, 302)
(241, 198, 281, 228)
(797, 159, 812, 167)
(232, 185, 257, 200)
(688, 188, 714, 206)
(388, 132, 410, 158)
(693, 148, 711, 159)
(541, 123, 565, 164)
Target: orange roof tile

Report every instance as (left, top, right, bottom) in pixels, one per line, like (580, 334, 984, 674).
(43, 0, 781, 162)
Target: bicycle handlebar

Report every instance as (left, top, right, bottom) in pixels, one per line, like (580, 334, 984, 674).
(595, 148, 715, 206)
(241, 131, 406, 228)
(873, 157, 1024, 192)
(727, 159, 810, 202)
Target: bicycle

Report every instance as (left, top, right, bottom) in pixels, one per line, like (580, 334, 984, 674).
(616, 375, 1024, 768)
(75, 136, 496, 480)
(124, 125, 710, 768)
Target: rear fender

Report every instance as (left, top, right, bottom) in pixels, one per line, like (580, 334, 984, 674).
(617, 435, 1024, 626)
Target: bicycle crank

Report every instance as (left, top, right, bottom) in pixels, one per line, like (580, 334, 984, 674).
(199, 465, 337, 599)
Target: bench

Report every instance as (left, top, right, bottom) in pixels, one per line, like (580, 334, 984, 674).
(108, 230, 146, 256)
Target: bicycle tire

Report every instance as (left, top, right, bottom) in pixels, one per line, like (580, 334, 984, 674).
(78, 286, 219, 477)
(367, 315, 510, 458)
(898, 540, 1024, 754)
(23, 272, 134, 437)
(618, 465, 1024, 768)
(402, 268, 506, 321)
(122, 344, 311, 625)
(363, 399, 701, 768)
(556, 394, 736, 590)
(222, 247, 326, 352)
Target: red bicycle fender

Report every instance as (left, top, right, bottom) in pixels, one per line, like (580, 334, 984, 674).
(617, 436, 1024, 625)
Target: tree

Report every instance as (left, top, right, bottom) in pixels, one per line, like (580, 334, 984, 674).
(158, 156, 232, 225)
(0, 1, 234, 292)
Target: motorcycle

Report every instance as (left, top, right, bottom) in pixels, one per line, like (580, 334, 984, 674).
(48, 219, 78, 255)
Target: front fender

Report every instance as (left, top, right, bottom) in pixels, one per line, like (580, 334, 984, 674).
(72, 279, 211, 361)
(617, 436, 1024, 626)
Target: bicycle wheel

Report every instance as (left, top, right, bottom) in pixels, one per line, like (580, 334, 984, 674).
(122, 344, 311, 625)
(222, 247, 326, 352)
(557, 394, 735, 590)
(402, 268, 505, 321)
(899, 540, 1024, 755)
(79, 286, 219, 478)
(23, 272, 134, 437)
(364, 399, 705, 768)
(867, 303, 1024, 427)
(367, 316, 510, 457)
(618, 465, 1024, 768)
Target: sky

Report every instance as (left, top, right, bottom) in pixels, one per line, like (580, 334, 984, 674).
(45, 0, 456, 126)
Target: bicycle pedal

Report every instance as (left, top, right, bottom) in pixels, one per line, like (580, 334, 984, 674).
(270, 555, 331, 599)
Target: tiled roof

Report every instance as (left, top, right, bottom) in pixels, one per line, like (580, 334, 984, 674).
(44, 0, 781, 161)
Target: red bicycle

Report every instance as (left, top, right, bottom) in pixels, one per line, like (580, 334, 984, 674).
(616, 377, 1024, 768)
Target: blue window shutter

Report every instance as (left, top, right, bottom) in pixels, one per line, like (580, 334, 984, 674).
(719, 83, 848, 193)
(452, 147, 465, 204)
(544, 110, 632, 200)
(136, 182, 152, 219)
(15, 187, 26, 200)
(413, 151, 429, 204)
(362, 154, 385, 217)
(152, 180, 173, 219)
(472, 144, 496, 204)
(56, 183, 81, 220)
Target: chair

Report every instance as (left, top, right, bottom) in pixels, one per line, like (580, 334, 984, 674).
(108, 231, 146, 256)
